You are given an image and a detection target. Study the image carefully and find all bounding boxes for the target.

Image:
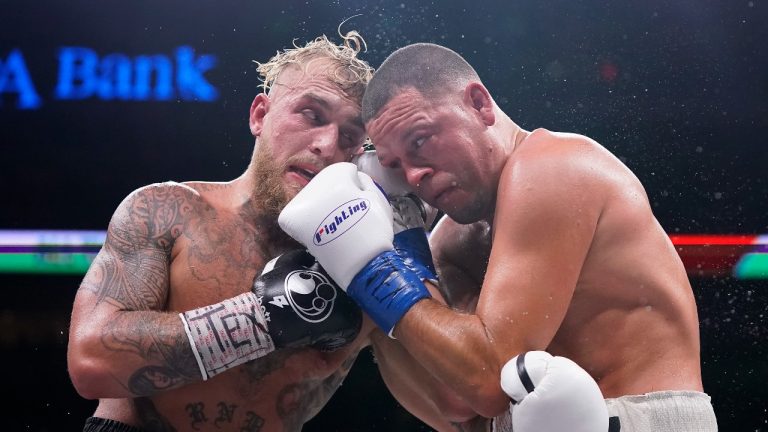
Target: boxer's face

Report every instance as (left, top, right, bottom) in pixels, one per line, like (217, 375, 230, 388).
(249, 59, 366, 200)
(368, 87, 497, 223)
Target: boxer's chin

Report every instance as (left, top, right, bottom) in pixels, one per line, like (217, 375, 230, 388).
(444, 195, 490, 225)
(252, 146, 291, 220)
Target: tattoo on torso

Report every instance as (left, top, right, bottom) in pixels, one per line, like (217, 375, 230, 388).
(276, 354, 359, 431)
(82, 183, 355, 430)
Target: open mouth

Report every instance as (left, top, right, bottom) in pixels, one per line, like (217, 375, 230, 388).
(288, 165, 318, 182)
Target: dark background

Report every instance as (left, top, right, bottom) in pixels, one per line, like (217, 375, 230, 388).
(2, 0, 766, 430)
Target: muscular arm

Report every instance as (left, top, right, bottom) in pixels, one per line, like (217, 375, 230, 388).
(393, 143, 603, 417)
(67, 183, 202, 399)
(369, 220, 495, 431)
(371, 282, 488, 432)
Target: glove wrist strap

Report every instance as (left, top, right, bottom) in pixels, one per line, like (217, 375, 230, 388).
(393, 228, 438, 282)
(347, 250, 431, 337)
(180, 292, 275, 380)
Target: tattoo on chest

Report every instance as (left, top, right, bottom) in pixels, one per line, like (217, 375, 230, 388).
(129, 352, 358, 432)
(185, 218, 265, 289)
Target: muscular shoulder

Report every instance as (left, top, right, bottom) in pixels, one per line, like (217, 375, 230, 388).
(503, 129, 634, 201)
(108, 181, 205, 251)
(513, 129, 604, 169)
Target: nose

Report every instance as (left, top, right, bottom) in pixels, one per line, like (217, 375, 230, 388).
(402, 163, 433, 189)
(309, 124, 341, 161)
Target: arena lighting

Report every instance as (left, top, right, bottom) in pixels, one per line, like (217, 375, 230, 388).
(0, 230, 104, 274)
(0, 230, 766, 279)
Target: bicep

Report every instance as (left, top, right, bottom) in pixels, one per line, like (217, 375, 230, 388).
(477, 165, 600, 361)
(72, 184, 189, 325)
(78, 195, 175, 309)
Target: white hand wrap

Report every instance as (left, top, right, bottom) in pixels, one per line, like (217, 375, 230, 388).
(180, 292, 275, 380)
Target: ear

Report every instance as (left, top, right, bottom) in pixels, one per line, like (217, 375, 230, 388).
(464, 82, 495, 126)
(249, 93, 270, 137)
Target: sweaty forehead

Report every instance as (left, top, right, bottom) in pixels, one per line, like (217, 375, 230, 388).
(367, 88, 430, 141)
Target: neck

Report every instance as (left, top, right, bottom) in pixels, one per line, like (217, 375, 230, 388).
(231, 165, 303, 256)
(495, 108, 529, 157)
(480, 111, 529, 226)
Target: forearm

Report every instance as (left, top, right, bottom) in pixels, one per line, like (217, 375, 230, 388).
(394, 298, 510, 418)
(372, 329, 479, 428)
(68, 307, 201, 399)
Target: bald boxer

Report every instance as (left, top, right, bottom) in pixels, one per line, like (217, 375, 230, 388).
(279, 42, 718, 431)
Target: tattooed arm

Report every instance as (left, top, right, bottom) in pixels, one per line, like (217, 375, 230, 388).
(67, 182, 202, 399)
(430, 217, 490, 311)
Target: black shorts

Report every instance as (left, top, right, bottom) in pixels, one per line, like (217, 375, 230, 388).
(83, 417, 148, 432)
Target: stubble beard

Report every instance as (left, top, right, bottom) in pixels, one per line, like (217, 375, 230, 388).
(250, 142, 301, 248)
(444, 187, 493, 225)
(252, 142, 292, 220)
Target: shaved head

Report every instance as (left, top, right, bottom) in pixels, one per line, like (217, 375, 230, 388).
(362, 43, 481, 123)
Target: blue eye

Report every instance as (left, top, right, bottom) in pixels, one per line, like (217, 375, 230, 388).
(414, 136, 427, 148)
(302, 109, 318, 121)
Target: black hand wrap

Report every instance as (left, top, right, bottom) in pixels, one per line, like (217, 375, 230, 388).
(252, 249, 362, 351)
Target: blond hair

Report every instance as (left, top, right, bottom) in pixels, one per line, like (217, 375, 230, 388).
(255, 29, 373, 103)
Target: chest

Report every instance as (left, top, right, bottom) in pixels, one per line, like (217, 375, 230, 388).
(168, 215, 271, 310)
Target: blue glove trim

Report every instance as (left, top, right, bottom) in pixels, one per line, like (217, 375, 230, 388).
(393, 228, 438, 282)
(347, 250, 431, 335)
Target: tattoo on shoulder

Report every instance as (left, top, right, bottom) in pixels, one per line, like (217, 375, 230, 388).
(81, 184, 200, 309)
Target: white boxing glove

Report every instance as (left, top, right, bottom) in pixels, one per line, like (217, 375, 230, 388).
(498, 351, 608, 432)
(278, 162, 393, 289)
(353, 150, 439, 232)
(278, 162, 431, 335)
(354, 150, 438, 284)
(353, 150, 412, 198)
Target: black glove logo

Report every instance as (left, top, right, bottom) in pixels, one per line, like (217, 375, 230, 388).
(283, 270, 338, 323)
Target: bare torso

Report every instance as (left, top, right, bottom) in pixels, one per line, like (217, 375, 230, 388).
(432, 129, 702, 399)
(94, 181, 373, 431)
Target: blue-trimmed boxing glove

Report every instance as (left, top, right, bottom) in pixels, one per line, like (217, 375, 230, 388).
(278, 162, 431, 336)
(389, 194, 437, 284)
(354, 150, 438, 284)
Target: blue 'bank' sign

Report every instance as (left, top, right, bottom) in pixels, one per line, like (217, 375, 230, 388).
(0, 46, 218, 109)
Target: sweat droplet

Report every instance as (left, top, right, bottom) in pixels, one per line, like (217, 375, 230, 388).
(451, 181, 457, 186)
